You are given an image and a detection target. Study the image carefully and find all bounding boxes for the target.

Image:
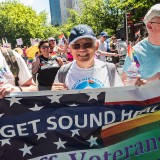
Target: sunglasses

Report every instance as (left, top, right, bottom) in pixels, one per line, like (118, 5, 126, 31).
(150, 22, 160, 24)
(49, 40, 56, 42)
(41, 46, 50, 49)
(72, 42, 93, 50)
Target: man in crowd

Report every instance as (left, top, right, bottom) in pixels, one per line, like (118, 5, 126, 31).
(52, 24, 123, 90)
(96, 32, 118, 62)
(122, 4, 160, 85)
(0, 47, 37, 98)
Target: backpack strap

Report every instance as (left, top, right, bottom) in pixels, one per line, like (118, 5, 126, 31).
(105, 62, 116, 87)
(1, 47, 19, 86)
(57, 62, 73, 83)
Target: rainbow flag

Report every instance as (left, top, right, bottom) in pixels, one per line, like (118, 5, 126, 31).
(127, 44, 140, 68)
(59, 34, 65, 39)
(127, 43, 133, 60)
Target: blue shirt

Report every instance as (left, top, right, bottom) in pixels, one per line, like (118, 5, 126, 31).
(123, 38, 160, 79)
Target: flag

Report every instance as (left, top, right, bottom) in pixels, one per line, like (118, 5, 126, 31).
(0, 81, 160, 159)
(127, 43, 133, 60)
(58, 34, 66, 46)
(127, 43, 140, 68)
(59, 34, 65, 39)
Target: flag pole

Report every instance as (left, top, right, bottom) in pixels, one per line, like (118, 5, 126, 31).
(125, 10, 128, 44)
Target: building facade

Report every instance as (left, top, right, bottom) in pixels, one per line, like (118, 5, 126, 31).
(49, 0, 82, 25)
(49, 0, 62, 25)
(72, 0, 82, 15)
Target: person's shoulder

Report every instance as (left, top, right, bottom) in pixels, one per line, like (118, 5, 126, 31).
(95, 59, 115, 68)
(133, 38, 147, 48)
(59, 61, 73, 71)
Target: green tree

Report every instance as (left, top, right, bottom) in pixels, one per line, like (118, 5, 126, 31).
(67, 0, 124, 35)
(0, 0, 52, 47)
(111, 0, 157, 22)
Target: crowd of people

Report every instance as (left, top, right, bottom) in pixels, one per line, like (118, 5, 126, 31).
(0, 3, 160, 98)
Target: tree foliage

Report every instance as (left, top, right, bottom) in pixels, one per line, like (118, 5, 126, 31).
(62, 0, 124, 36)
(111, 0, 158, 22)
(0, 0, 157, 46)
(0, 0, 55, 47)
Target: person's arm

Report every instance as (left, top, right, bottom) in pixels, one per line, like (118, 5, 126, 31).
(32, 57, 40, 75)
(58, 39, 69, 54)
(57, 57, 64, 66)
(0, 78, 37, 99)
(97, 50, 118, 57)
(52, 70, 68, 90)
(122, 71, 128, 85)
(131, 72, 160, 87)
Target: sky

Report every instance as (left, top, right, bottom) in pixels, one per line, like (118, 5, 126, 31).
(0, 0, 51, 21)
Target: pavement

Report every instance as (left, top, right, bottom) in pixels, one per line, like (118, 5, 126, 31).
(117, 65, 123, 77)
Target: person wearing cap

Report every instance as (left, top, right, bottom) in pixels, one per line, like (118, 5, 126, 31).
(96, 32, 118, 62)
(52, 24, 123, 90)
(122, 4, 160, 85)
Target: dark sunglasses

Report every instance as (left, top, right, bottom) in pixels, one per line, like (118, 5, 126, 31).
(49, 40, 56, 42)
(41, 46, 50, 49)
(72, 42, 93, 50)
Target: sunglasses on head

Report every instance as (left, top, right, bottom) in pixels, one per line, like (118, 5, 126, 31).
(41, 46, 49, 49)
(72, 42, 93, 50)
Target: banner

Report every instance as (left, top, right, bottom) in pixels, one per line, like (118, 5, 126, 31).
(16, 38, 23, 46)
(0, 81, 160, 160)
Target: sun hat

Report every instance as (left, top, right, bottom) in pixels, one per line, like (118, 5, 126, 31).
(143, 4, 160, 24)
(48, 37, 55, 41)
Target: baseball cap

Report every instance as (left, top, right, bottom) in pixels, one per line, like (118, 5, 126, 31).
(48, 37, 55, 41)
(69, 24, 96, 45)
(100, 31, 108, 37)
(143, 4, 160, 25)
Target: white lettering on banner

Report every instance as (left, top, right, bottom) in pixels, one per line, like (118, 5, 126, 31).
(28, 119, 41, 133)
(59, 116, 73, 129)
(47, 117, 57, 130)
(1, 125, 16, 137)
(121, 110, 133, 121)
(0, 119, 41, 138)
(150, 106, 158, 113)
(104, 111, 116, 124)
(90, 113, 102, 127)
(75, 114, 88, 128)
(133, 106, 159, 118)
(17, 123, 28, 136)
(0, 106, 159, 139)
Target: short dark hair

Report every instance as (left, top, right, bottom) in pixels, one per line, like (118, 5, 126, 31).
(38, 40, 49, 49)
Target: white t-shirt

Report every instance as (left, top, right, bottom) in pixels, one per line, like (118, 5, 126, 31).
(0, 50, 32, 86)
(97, 40, 108, 62)
(65, 59, 122, 90)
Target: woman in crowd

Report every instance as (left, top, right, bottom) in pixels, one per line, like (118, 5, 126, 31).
(32, 40, 63, 90)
